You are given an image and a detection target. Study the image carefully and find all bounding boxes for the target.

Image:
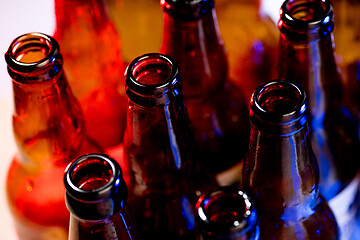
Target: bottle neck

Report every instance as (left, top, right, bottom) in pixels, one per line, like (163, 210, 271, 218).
(6, 33, 86, 167)
(124, 53, 197, 192)
(276, 0, 343, 113)
(161, 7, 228, 99)
(244, 80, 320, 220)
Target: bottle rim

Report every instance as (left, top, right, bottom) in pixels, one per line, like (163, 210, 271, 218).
(196, 186, 259, 238)
(125, 53, 183, 107)
(5, 32, 61, 73)
(250, 79, 308, 136)
(64, 153, 126, 202)
(278, 0, 334, 38)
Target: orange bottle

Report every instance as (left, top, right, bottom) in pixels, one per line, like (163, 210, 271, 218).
(54, 0, 127, 149)
(5, 32, 102, 240)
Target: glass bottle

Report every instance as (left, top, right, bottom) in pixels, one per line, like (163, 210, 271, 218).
(215, 0, 279, 101)
(53, 0, 127, 149)
(64, 153, 139, 240)
(243, 79, 339, 239)
(196, 186, 259, 240)
(123, 53, 216, 239)
(276, 0, 360, 202)
(5, 32, 102, 240)
(160, 0, 250, 185)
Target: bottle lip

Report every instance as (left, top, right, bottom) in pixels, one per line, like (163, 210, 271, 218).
(125, 53, 183, 107)
(5, 32, 61, 74)
(250, 79, 308, 136)
(64, 153, 126, 202)
(196, 186, 258, 238)
(161, 0, 214, 21)
(278, 0, 334, 38)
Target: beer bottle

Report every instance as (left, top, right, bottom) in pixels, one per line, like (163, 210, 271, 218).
(196, 186, 259, 240)
(65, 154, 139, 240)
(160, 0, 249, 185)
(123, 53, 216, 239)
(276, 0, 360, 201)
(54, 0, 127, 149)
(5, 32, 102, 240)
(243, 79, 339, 240)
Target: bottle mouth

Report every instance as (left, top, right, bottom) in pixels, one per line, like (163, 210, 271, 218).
(5, 32, 61, 73)
(250, 79, 308, 136)
(65, 153, 124, 200)
(125, 53, 183, 107)
(64, 154, 128, 220)
(196, 187, 258, 238)
(278, 0, 334, 38)
(161, 0, 214, 21)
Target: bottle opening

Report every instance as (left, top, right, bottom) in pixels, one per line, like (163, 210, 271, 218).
(196, 187, 257, 237)
(5, 32, 60, 73)
(286, 0, 327, 21)
(132, 56, 173, 85)
(125, 53, 182, 107)
(256, 81, 302, 116)
(69, 156, 113, 191)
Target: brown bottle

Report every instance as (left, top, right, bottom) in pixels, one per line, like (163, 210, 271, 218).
(160, 0, 249, 184)
(5, 32, 102, 240)
(276, 0, 360, 201)
(123, 53, 216, 240)
(196, 186, 259, 240)
(53, 0, 127, 149)
(65, 154, 139, 240)
(243, 79, 339, 240)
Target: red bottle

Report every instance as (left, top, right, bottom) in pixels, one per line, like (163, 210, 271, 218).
(5, 32, 102, 240)
(243, 79, 339, 240)
(196, 186, 259, 240)
(53, 0, 127, 149)
(123, 53, 216, 239)
(276, 0, 360, 202)
(160, 0, 250, 185)
(65, 154, 139, 240)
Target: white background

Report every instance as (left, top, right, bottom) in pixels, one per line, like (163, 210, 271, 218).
(0, 1, 55, 239)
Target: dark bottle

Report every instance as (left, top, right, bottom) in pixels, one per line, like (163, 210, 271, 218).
(276, 0, 360, 202)
(243, 79, 339, 240)
(196, 186, 259, 240)
(160, 0, 250, 185)
(53, 0, 127, 149)
(64, 153, 139, 240)
(123, 53, 216, 239)
(5, 32, 102, 240)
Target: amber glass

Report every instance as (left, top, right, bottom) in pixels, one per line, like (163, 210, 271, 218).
(215, 0, 279, 101)
(196, 186, 259, 240)
(4, 32, 102, 240)
(106, 0, 163, 63)
(243, 79, 339, 240)
(123, 53, 216, 239)
(331, 0, 360, 117)
(53, 0, 127, 149)
(276, 0, 360, 201)
(160, 0, 249, 183)
(64, 154, 139, 240)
